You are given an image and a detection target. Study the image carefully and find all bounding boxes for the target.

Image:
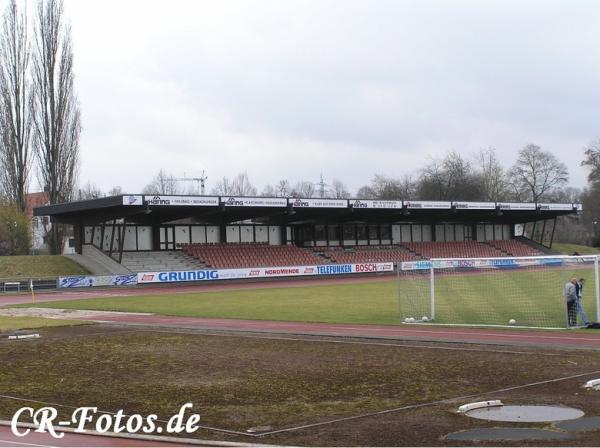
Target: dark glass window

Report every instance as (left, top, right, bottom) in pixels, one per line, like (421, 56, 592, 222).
(357, 224, 367, 240)
(343, 225, 355, 240)
(368, 225, 379, 240)
(315, 225, 326, 241)
(381, 225, 391, 240)
(328, 225, 339, 241)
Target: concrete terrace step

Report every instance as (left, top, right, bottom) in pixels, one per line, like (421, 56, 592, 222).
(119, 251, 205, 273)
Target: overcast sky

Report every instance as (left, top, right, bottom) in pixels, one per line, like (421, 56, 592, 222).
(55, 0, 600, 194)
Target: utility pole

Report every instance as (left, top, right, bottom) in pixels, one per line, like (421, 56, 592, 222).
(173, 171, 208, 195)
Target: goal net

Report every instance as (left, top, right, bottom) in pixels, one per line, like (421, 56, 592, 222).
(398, 255, 600, 329)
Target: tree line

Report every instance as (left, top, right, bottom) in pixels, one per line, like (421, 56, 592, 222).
(133, 144, 573, 203)
(0, 0, 80, 254)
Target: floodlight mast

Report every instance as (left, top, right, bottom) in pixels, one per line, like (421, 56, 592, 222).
(173, 171, 208, 195)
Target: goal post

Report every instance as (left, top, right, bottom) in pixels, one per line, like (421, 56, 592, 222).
(398, 255, 600, 329)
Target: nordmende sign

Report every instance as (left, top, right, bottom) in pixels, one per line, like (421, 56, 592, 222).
(137, 262, 394, 283)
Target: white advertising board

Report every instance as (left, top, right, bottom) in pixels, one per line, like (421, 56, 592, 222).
(537, 203, 575, 211)
(350, 199, 403, 209)
(404, 201, 452, 209)
(221, 197, 287, 207)
(137, 262, 394, 283)
(497, 202, 536, 210)
(290, 198, 348, 208)
(452, 202, 496, 210)
(143, 195, 219, 206)
(122, 195, 143, 206)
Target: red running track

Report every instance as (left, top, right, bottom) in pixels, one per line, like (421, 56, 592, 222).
(86, 313, 600, 350)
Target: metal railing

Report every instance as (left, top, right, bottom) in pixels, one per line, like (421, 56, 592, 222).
(0, 277, 58, 293)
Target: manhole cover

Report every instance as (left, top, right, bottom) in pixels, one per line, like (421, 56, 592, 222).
(446, 428, 572, 441)
(465, 405, 584, 422)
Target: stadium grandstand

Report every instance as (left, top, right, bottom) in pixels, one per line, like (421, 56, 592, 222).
(34, 195, 580, 275)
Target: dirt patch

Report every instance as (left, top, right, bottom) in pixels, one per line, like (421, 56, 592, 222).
(1, 325, 600, 446)
(0, 307, 151, 320)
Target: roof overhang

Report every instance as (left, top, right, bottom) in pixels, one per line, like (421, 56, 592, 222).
(34, 195, 581, 226)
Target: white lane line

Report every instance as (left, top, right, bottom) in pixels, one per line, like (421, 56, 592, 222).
(0, 438, 54, 447)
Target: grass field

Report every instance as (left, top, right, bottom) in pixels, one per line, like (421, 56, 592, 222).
(17, 281, 400, 324)
(15, 265, 600, 328)
(402, 265, 598, 328)
(552, 243, 600, 255)
(0, 255, 88, 278)
(1, 325, 600, 445)
(0, 315, 85, 331)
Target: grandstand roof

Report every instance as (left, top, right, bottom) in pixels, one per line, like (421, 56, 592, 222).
(34, 194, 581, 226)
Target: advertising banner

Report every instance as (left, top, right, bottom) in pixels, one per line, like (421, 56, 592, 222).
(497, 202, 536, 210)
(290, 198, 348, 208)
(350, 199, 403, 209)
(58, 274, 138, 288)
(404, 201, 452, 209)
(221, 197, 287, 207)
(122, 195, 143, 206)
(143, 196, 219, 206)
(137, 262, 394, 284)
(452, 202, 496, 210)
(537, 203, 575, 211)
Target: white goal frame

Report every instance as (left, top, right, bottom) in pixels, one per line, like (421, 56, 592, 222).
(397, 255, 600, 328)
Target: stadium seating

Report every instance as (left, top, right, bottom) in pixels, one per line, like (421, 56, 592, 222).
(180, 243, 328, 269)
(177, 239, 545, 270)
(485, 240, 545, 257)
(318, 246, 419, 264)
(404, 241, 505, 259)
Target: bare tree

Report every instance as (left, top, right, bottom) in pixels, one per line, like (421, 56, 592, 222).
(211, 177, 233, 195)
(108, 185, 123, 196)
(291, 181, 316, 198)
(276, 179, 290, 197)
(142, 169, 181, 195)
(0, 0, 33, 212)
(260, 184, 277, 197)
(231, 172, 257, 196)
(261, 179, 290, 197)
(211, 172, 257, 196)
(329, 179, 350, 198)
(356, 174, 414, 199)
(76, 181, 103, 200)
(32, 0, 80, 253)
(417, 152, 482, 200)
(475, 147, 509, 201)
(508, 144, 569, 203)
(582, 139, 600, 185)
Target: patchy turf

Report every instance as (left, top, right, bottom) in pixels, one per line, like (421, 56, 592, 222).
(1, 326, 600, 445)
(0, 315, 86, 332)
(0, 255, 88, 279)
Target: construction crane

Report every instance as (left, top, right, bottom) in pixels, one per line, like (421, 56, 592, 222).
(173, 171, 208, 195)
